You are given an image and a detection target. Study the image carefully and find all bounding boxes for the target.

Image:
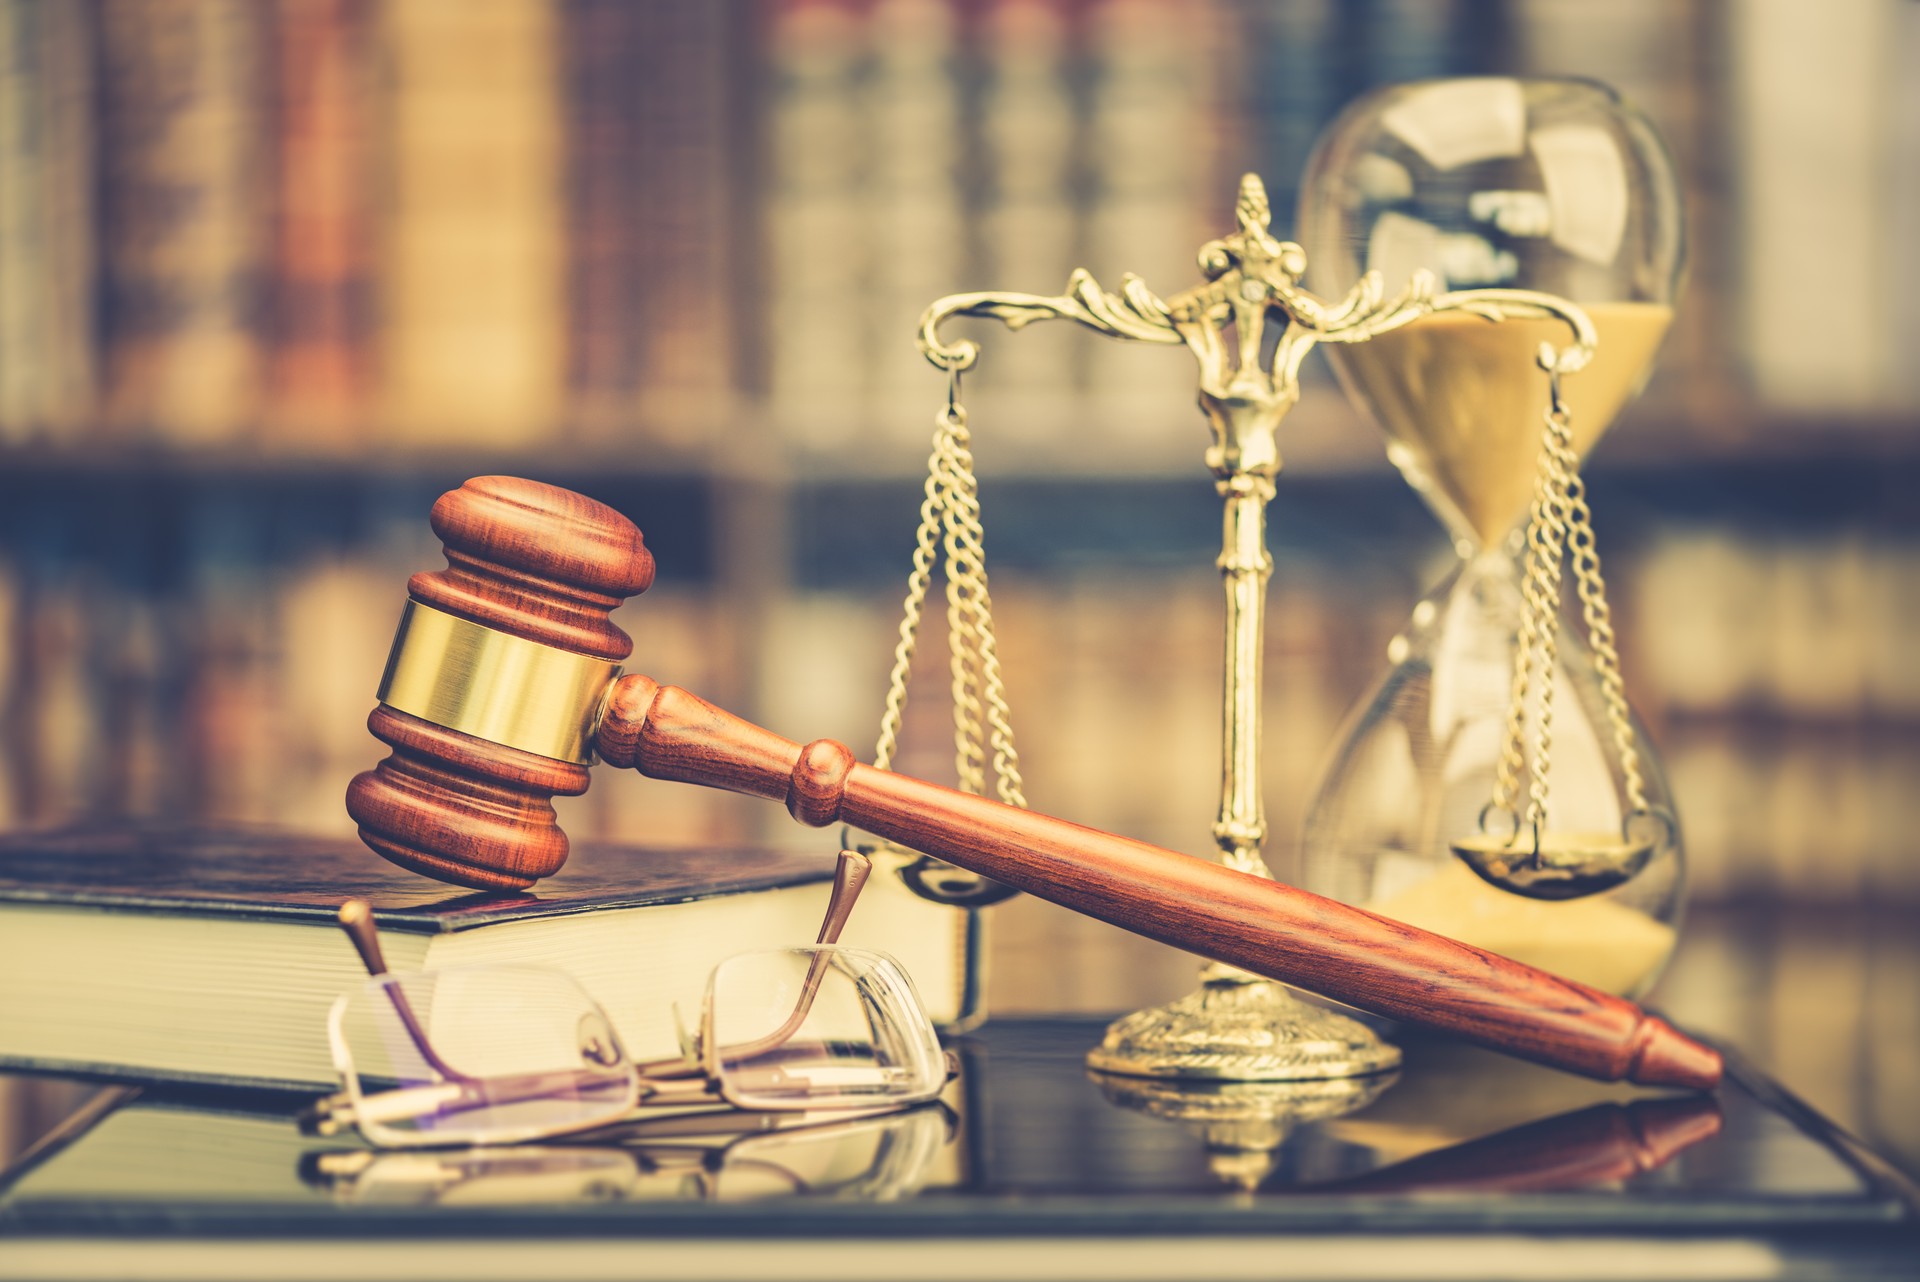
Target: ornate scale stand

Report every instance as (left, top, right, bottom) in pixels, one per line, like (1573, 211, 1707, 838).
(901, 173, 1596, 1082)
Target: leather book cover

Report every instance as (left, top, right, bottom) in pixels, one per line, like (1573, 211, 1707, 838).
(0, 823, 836, 932)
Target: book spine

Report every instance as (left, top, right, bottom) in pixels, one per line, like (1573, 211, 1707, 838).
(0, 0, 96, 444)
(274, 546, 400, 830)
(97, 0, 269, 446)
(1244, 0, 1335, 236)
(266, 0, 374, 444)
(10, 566, 96, 822)
(559, 0, 645, 443)
(976, 0, 1079, 452)
(765, 0, 869, 451)
(1082, 0, 1219, 452)
(1513, 0, 1732, 421)
(629, 1, 735, 444)
(1894, 0, 1920, 406)
(0, 550, 16, 825)
(376, 0, 564, 448)
(866, 0, 964, 444)
(1733, 0, 1896, 409)
(178, 496, 278, 821)
(0, 0, 47, 443)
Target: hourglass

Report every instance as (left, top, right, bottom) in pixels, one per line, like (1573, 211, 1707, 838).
(1296, 78, 1686, 999)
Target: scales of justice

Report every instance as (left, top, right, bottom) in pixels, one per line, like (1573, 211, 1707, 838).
(867, 78, 1687, 1090)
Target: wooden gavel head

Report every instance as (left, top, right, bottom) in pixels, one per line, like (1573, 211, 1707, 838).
(345, 476, 655, 891)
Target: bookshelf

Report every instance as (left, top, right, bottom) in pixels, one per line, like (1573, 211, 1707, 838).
(0, 0, 1913, 910)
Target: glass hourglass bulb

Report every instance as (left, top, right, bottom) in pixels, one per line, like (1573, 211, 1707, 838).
(1294, 78, 1686, 998)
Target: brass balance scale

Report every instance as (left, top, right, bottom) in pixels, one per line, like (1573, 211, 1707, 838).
(850, 77, 1687, 1095)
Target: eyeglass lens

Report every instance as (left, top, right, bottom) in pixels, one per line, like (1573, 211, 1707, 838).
(707, 1105, 953, 1201)
(337, 966, 637, 1146)
(706, 949, 946, 1111)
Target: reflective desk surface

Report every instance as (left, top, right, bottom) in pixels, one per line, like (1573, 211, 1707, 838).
(1, 1012, 1914, 1282)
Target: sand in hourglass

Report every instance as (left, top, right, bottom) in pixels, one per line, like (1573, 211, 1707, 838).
(1369, 860, 1676, 997)
(1326, 302, 1673, 549)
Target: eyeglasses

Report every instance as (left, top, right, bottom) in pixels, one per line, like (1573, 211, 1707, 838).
(302, 851, 957, 1149)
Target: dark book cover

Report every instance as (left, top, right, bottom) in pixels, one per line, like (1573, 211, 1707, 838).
(0, 823, 837, 932)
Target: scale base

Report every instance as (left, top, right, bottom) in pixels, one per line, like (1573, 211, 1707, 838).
(1086, 972, 1403, 1082)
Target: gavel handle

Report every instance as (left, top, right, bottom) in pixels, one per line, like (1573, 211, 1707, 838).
(596, 676, 1721, 1091)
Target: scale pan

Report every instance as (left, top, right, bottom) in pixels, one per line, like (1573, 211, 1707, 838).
(1449, 830, 1655, 902)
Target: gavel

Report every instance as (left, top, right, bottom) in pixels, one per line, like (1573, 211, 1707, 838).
(347, 476, 1721, 1092)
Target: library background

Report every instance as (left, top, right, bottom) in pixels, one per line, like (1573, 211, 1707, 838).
(0, 0, 1916, 1185)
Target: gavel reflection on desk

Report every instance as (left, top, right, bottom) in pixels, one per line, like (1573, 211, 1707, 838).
(345, 476, 1720, 1093)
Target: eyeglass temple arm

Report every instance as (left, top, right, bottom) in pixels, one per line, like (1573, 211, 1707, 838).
(335, 899, 472, 1084)
(815, 849, 872, 946)
(311, 1062, 647, 1136)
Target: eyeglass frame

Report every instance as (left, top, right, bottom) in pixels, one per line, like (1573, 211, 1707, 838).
(302, 850, 958, 1149)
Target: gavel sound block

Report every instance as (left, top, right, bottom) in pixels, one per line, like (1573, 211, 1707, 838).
(347, 476, 1721, 1092)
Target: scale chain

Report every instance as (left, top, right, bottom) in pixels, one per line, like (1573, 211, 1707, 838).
(873, 386, 1026, 810)
(871, 437, 944, 775)
(940, 410, 1026, 807)
(1561, 440, 1649, 815)
(1490, 362, 1649, 843)
(940, 406, 990, 797)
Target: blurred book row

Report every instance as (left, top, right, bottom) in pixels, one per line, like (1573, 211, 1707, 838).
(3, 518, 1915, 904)
(764, 0, 1744, 465)
(0, 0, 734, 453)
(0, 0, 1912, 467)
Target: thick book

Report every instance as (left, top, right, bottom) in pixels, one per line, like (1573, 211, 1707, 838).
(0, 825, 964, 1091)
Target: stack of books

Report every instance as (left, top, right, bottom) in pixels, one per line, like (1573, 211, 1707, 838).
(0, 823, 977, 1091)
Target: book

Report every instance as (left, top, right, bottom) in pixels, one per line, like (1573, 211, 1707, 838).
(375, 0, 564, 447)
(558, 0, 647, 442)
(763, 0, 870, 450)
(0, 824, 969, 1091)
(864, 0, 965, 442)
(1733, 0, 1897, 411)
(97, 0, 268, 445)
(265, 0, 374, 443)
(974, 0, 1080, 442)
(561, 0, 735, 448)
(624, 2, 736, 445)
(0, 0, 95, 444)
